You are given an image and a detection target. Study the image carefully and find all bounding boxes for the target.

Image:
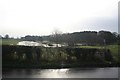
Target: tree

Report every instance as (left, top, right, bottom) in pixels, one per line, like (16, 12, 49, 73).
(98, 31, 117, 45)
(51, 29, 62, 46)
(0, 35, 2, 39)
(4, 34, 9, 39)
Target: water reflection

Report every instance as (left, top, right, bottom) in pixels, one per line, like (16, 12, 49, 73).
(3, 68, 118, 78)
(37, 69, 69, 78)
(49, 69, 69, 72)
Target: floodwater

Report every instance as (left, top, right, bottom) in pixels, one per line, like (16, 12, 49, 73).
(2, 68, 119, 78)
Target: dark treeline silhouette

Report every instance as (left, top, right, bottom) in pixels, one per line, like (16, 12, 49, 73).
(1, 34, 10, 39)
(42, 31, 119, 46)
(1, 30, 119, 45)
(21, 35, 42, 41)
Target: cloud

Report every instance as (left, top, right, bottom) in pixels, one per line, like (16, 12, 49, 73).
(0, 0, 119, 37)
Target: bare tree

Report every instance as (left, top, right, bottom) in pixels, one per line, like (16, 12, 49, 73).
(51, 29, 62, 47)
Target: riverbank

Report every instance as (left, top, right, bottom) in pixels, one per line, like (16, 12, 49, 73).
(2, 45, 119, 69)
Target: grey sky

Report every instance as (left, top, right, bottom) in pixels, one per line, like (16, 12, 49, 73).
(0, 0, 119, 37)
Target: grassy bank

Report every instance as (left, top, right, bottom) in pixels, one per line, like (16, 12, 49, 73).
(106, 45, 119, 63)
(78, 45, 119, 63)
(1, 39, 119, 68)
(2, 45, 117, 69)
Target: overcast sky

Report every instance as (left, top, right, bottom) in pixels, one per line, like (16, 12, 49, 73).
(0, 0, 119, 37)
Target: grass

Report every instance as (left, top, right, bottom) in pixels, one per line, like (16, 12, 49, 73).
(78, 45, 119, 62)
(78, 45, 118, 53)
(79, 45, 103, 49)
(0, 39, 21, 45)
(106, 45, 118, 54)
(106, 45, 119, 62)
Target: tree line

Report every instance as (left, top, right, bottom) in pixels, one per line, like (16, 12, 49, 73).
(43, 30, 119, 46)
(1, 30, 120, 46)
